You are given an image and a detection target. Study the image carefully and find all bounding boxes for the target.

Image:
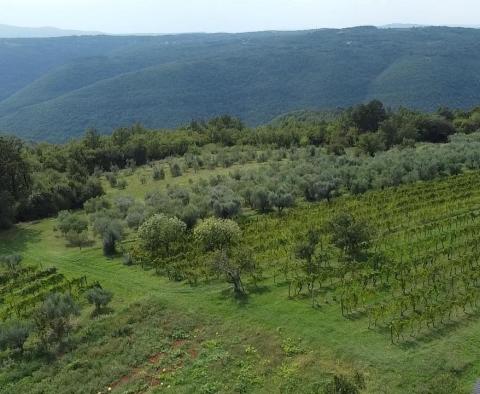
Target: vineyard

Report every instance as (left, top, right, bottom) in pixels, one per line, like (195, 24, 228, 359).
(0, 264, 89, 322)
(244, 171, 480, 343)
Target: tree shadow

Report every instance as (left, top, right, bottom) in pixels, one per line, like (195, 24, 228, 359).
(246, 284, 271, 295)
(90, 307, 114, 318)
(218, 288, 250, 307)
(0, 226, 43, 255)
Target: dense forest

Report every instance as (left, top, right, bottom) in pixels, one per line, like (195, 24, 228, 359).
(3, 100, 480, 230)
(1, 26, 480, 141)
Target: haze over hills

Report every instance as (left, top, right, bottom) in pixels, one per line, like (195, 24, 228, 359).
(1, 26, 480, 142)
(0, 23, 103, 38)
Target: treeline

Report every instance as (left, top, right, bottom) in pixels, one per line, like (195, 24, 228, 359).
(2, 100, 480, 229)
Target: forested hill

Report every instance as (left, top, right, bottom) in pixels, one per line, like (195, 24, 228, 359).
(2, 26, 480, 142)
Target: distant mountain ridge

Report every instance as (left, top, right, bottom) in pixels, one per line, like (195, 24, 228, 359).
(1, 26, 480, 142)
(0, 24, 103, 38)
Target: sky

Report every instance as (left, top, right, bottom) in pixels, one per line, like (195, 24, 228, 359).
(1, 0, 479, 34)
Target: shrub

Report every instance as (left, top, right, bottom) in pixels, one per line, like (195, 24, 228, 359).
(0, 321, 30, 353)
(152, 165, 165, 180)
(85, 286, 113, 314)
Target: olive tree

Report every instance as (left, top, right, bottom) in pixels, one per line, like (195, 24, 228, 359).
(85, 286, 113, 315)
(269, 187, 295, 213)
(34, 293, 80, 349)
(0, 321, 31, 353)
(138, 214, 186, 256)
(91, 213, 125, 256)
(56, 211, 88, 236)
(194, 217, 253, 295)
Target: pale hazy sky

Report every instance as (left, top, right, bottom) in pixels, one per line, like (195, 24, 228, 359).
(1, 0, 479, 34)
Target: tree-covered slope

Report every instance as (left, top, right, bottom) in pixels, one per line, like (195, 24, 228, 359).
(1, 27, 480, 141)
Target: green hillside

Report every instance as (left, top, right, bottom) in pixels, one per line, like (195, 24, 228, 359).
(1, 27, 480, 141)
(3, 139, 480, 392)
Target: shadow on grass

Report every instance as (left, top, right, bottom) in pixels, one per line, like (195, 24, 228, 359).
(218, 288, 250, 307)
(246, 285, 271, 295)
(0, 225, 43, 255)
(90, 307, 114, 318)
(368, 309, 480, 349)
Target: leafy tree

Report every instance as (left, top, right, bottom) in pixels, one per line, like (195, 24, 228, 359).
(152, 165, 166, 180)
(169, 161, 182, 177)
(0, 136, 32, 228)
(56, 211, 88, 236)
(416, 115, 456, 143)
(83, 128, 101, 149)
(125, 206, 146, 229)
(357, 133, 385, 156)
(209, 185, 241, 218)
(194, 218, 253, 295)
(350, 100, 387, 133)
(326, 213, 372, 261)
(34, 293, 80, 349)
(269, 187, 295, 213)
(250, 187, 272, 212)
(85, 286, 113, 314)
(138, 214, 186, 256)
(194, 217, 241, 252)
(0, 136, 31, 199)
(92, 213, 125, 256)
(0, 190, 16, 230)
(65, 230, 90, 249)
(302, 176, 339, 202)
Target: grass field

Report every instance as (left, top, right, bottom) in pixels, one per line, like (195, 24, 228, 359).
(2, 166, 480, 393)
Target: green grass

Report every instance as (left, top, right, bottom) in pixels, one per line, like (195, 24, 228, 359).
(2, 171, 480, 393)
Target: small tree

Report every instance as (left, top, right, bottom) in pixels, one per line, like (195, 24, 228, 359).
(169, 161, 182, 177)
(138, 214, 186, 256)
(92, 214, 124, 256)
(250, 187, 272, 213)
(152, 165, 165, 180)
(34, 293, 80, 350)
(293, 228, 333, 305)
(326, 213, 372, 261)
(0, 321, 30, 353)
(270, 187, 295, 214)
(194, 217, 241, 252)
(194, 218, 251, 295)
(56, 211, 88, 237)
(64, 230, 90, 249)
(85, 286, 113, 315)
(358, 133, 385, 156)
(209, 185, 241, 219)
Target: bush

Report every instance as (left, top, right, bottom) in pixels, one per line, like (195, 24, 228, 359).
(105, 172, 117, 187)
(34, 293, 80, 349)
(194, 217, 241, 252)
(85, 286, 113, 314)
(0, 321, 30, 353)
(250, 187, 272, 212)
(56, 211, 88, 236)
(116, 179, 128, 189)
(153, 165, 166, 180)
(209, 186, 241, 219)
(138, 214, 187, 256)
(65, 230, 90, 248)
(169, 162, 182, 177)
